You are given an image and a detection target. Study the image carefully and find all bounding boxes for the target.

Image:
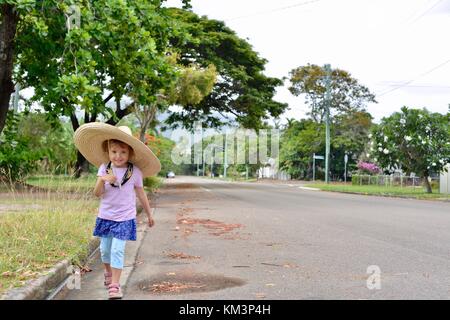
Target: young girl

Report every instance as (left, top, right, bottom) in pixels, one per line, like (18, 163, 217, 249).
(74, 123, 161, 299)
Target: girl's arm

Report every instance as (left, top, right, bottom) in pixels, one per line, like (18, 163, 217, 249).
(135, 187, 154, 227)
(94, 177, 105, 197)
(94, 174, 117, 197)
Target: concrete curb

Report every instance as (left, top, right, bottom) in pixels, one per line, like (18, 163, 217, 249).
(0, 237, 100, 300)
(310, 188, 450, 202)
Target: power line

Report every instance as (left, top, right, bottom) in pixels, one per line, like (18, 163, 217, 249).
(225, 0, 321, 22)
(377, 84, 450, 89)
(409, 0, 444, 24)
(376, 58, 450, 97)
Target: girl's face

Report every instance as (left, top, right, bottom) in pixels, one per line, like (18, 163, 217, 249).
(108, 143, 130, 167)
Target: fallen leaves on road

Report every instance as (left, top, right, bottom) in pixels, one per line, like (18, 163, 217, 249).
(79, 265, 92, 275)
(255, 293, 266, 299)
(177, 218, 242, 236)
(146, 281, 205, 293)
(165, 251, 200, 260)
(261, 262, 300, 269)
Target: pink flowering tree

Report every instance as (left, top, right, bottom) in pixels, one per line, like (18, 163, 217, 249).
(356, 161, 380, 175)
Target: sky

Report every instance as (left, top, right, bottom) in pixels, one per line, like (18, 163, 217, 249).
(165, 0, 450, 124)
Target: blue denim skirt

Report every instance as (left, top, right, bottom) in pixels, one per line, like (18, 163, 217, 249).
(93, 217, 137, 241)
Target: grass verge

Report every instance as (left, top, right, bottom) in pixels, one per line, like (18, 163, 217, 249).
(0, 175, 98, 296)
(305, 183, 449, 200)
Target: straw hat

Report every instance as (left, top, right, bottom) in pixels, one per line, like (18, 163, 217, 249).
(73, 122, 161, 177)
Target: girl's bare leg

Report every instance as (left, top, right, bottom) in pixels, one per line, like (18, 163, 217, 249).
(111, 268, 122, 284)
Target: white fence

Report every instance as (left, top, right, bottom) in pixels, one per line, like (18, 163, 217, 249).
(352, 174, 439, 190)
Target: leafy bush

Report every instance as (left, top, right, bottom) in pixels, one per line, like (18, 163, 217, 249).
(140, 132, 178, 177)
(143, 176, 162, 192)
(18, 112, 76, 175)
(0, 112, 42, 182)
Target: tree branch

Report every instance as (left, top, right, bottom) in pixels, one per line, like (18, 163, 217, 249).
(70, 112, 80, 132)
(103, 92, 114, 104)
(106, 100, 135, 125)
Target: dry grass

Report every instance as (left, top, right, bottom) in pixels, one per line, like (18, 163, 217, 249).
(0, 175, 98, 296)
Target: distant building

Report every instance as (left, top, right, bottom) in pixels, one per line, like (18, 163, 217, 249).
(440, 164, 450, 194)
(257, 158, 291, 180)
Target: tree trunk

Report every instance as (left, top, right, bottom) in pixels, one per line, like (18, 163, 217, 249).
(74, 150, 90, 178)
(0, 4, 19, 135)
(423, 174, 432, 193)
(70, 111, 90, 178)
(139, 104, 157, 142)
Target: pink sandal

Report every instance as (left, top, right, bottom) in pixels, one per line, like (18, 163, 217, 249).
(108, 283, 123, 299)
(104, 272, 112, 287)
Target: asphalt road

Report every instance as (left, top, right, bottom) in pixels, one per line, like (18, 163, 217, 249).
(64, 176, 450, 300)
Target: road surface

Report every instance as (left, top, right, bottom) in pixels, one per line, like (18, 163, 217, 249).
(64, 176, 450, 300)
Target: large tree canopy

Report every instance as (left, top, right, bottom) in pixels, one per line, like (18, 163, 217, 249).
(2, 0, 186, 174)
(0, 0, 189, 133)
(15, 0, 179, 125)
(288, 64, 377, 123)
(165, 8, 288, 130)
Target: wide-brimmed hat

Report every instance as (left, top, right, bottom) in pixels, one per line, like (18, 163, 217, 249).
(74, 122, 161, 177)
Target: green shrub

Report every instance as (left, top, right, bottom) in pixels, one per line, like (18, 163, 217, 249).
(143, 176, 162, 192)
(0, 112, 42, 182)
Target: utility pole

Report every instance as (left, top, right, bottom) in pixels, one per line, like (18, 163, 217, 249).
(202, 128, 205, 177)
(223, 132, 227, 178)
(313, 153, 316, 182)
(196, 153, 199, 176)
(211, 147, 215, 178)
(344, 152, 348, 183)
(324, 64, 332, 184)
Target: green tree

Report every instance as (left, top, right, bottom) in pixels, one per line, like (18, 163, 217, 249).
(9, 0, 184, 175)
(0, 1, 193, 136)
(279, 119, 325, 179)
(288, 64, 377, 123)
(331, 110, 373, 178)
(370, 107, 450, 193)
(279, 111, 373, 180)
(165, 8, 287, 130)
(135, 62, 217, 142)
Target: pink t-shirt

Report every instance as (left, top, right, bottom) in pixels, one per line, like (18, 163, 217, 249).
(97, 163, 144, 222)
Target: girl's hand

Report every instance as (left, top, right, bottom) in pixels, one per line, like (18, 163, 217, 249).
(101, 174, 117, 184)
(147, 216, 155, 228)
